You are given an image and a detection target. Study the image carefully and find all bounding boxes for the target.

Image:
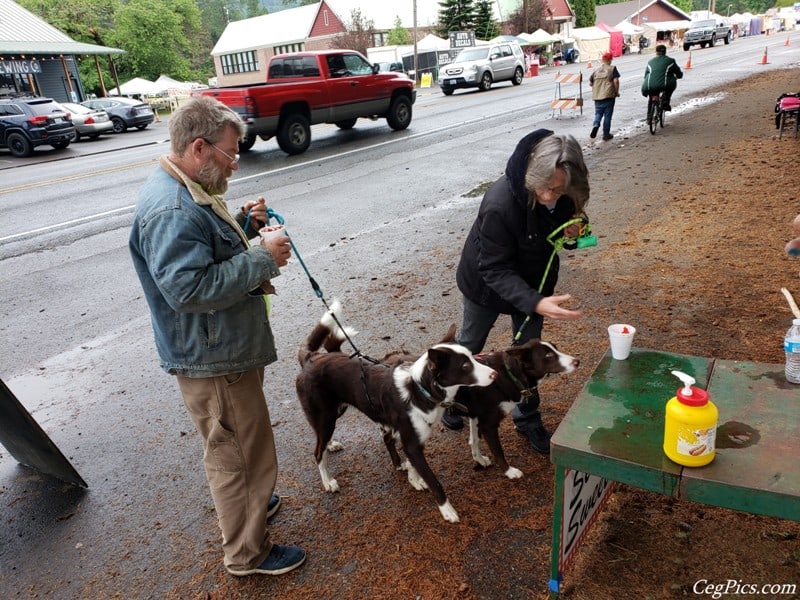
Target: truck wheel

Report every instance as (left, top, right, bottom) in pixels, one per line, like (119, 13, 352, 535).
(442, 88, 454, 96)
(238, 134, 256, 152)
(683, 43, 690, 51)
(335, 118, 357, 130)
(724, 33, 731, 44)
(277, 113, 310, 155)
(710, 35, 716, 46)
(512, 67, 524, 85)
(7, 132, 33, 157)
(386, 96, 412, 130)
(479, 71, 493, 91)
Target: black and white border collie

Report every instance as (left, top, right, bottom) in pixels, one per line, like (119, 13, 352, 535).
(295, 301, 497, 523)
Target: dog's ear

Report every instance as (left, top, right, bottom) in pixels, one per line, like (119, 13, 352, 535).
(426, 347, 445, 371)
(438, 324, 457, 344)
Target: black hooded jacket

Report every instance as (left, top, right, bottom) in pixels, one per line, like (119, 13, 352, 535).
(455, 129, 579, 316)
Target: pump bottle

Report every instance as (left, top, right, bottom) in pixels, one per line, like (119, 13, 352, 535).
(663, 370, 718, 467)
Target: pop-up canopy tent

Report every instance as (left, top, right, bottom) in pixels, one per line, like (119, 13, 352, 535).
(596, 23, 624, 56)
(108, 77, 159, 96)
(522, 28, 560, 45)
(570, 26, 611, 62)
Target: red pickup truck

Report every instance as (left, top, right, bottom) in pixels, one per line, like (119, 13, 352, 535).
(195, 50, 416, 155)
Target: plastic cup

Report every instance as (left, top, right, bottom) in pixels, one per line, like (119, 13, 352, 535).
(608, 324, 636, 360)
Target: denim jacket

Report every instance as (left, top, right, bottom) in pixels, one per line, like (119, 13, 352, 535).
(129, 160, 281, 377)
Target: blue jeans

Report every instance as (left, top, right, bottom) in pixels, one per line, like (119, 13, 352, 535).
(457, 296, 544, 428)
(592, 98, 616, 137)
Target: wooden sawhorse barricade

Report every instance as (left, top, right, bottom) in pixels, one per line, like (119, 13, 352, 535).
(551, 72, 583, 117)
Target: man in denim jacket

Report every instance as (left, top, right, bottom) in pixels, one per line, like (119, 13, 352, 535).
(129, 96, 305, 577)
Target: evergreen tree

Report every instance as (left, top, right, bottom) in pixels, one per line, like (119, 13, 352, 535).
(387, 16, 412, 45)
(573, 0, 596, 28)
(437, 0, 477, 37)
(474, 0, 499, 40)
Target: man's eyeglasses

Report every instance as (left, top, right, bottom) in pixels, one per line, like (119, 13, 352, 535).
(202, 138, 239, 166)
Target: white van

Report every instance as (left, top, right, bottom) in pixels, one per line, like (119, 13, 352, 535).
(438, 41, 526, 96)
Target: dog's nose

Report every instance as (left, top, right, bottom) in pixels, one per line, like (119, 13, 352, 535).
(572, 359, 580, 368)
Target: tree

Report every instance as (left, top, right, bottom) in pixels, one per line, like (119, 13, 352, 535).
(474, 0, 499, 39)
(387, 16, 412, 45)
(572, 0, 596, 28)
(330, 9, 376, 56)
(506, 0, 549, 34)
(437, 0, 477, 37)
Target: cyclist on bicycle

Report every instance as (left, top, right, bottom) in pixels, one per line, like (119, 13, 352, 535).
(641, 44, 683, 111)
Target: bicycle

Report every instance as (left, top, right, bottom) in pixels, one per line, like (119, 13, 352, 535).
(646, 91, 665, 134)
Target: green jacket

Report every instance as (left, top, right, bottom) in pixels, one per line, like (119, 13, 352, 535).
(642, 54, 683, 94)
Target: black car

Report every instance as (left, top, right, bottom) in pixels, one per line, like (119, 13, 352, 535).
(0, 96, 76, 157)
(80, 97, 155, 133)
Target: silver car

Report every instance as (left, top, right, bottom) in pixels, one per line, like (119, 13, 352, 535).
(438, 42, 526, 95)
(57, 102, 113, 140)
(80, 97, 155, 133)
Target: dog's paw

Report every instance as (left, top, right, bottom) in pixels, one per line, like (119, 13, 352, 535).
(323, 478, 340, 492)
(504, 466, 523, 479)
(405, 465, 428, 491)
(438, 501, 460, 523)
(326, 440, 344, 453)
(472, 453, 492, 467)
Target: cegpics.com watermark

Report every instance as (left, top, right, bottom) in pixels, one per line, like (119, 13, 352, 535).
(694, 579, 797, 599)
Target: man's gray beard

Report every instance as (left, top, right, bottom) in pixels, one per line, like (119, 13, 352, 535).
(197, 161, 229, 196)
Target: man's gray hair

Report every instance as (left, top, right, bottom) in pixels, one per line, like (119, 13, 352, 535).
(169, 95, 245, 155)
(524, 133, 590, 212)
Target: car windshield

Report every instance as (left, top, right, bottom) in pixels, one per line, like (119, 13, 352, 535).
(454, 47, 489, 63)
(692, 19, 716, 27)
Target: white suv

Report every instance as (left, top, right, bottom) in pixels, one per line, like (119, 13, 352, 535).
(438, 42, 526, 96)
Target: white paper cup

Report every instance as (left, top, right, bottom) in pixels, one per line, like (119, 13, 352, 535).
(608, 324, 636, 360)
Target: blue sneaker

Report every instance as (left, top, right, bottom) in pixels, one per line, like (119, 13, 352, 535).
(228, 544, 306, 576)
(267, 493, 281, 519)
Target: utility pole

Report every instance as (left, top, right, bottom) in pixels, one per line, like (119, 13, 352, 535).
(413, 0, 418, 85)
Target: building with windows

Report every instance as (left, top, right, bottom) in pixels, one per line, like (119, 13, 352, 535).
(0, 0, 123, 101)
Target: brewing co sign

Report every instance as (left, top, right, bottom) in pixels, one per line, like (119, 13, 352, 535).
(0, 59, 43, 75)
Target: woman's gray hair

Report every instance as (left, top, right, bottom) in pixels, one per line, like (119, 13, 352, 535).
(524, 133, 590, 213)
(169, 95, 245, 156)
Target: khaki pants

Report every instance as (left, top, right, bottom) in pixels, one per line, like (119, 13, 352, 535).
(177, 368, 276, 572)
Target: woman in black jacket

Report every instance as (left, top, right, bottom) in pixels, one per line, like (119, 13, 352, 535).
(442, 129, 590, 454)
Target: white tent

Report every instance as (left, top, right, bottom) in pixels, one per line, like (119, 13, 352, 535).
(615, 21, 644, 36)
(153, 75, 205, 95)
(416, 33, 450, 50)
(571, 26, 611, 62)
(108, 77, 159, 96)
(523, 28, 560, 45)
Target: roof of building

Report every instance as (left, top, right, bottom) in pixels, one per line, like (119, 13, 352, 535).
(595, 0, 690, 27)
(212, 3, 323, 55)
(0, 0, 123, 55)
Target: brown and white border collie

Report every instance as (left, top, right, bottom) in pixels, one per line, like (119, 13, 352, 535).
(445, 336, 579, 477)
(295, 301, 497, 523)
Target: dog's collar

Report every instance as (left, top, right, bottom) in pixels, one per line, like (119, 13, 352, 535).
(502, 354, 537, 400)
(414, 380, 467, 411)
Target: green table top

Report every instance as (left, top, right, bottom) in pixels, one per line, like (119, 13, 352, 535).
(551, 348, 800, 521)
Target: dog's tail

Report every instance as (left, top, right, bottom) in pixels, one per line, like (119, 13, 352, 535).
(298, 299, 357, 366)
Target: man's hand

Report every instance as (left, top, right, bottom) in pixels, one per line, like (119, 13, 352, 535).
(241, 196, 267, 228)
(536, 294, 583, 321)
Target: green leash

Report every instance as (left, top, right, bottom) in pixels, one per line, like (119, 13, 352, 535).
(512, 217, 597, 344)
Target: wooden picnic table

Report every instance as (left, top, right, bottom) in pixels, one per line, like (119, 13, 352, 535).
(548, 348, 800, 596)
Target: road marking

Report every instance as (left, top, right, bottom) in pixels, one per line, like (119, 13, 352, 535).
(0, 158, 156, 195)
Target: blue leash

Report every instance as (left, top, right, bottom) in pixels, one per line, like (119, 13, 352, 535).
(245, 206, 324, 300)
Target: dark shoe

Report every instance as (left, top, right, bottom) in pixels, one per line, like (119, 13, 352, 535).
(515, 424, 551, 454)
(227, 544, 306, 576)
(267, 493, 281, 519)
(441, 408, 464, 431)
(602, 134, 614, 141)
(590, 126, 598, 139)
(662, 103, 672, 111)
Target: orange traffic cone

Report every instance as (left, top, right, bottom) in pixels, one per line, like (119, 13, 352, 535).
(760, 46, 769, 64)
(587, 59, 593, 69)
(786, 34, 791, 46)
(684, 51, 692, 69)
(154, 108, 161, 123)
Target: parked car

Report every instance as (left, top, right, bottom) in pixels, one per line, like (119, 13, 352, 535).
(80, 97, 154, 133)
(0, 96, 76, 157)
(56, 101, 113, 140)
(438, 41, 526, 95)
